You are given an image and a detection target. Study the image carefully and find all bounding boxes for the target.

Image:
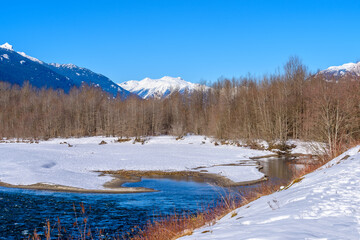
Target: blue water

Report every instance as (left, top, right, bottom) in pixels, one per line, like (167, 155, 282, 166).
(0, 178, 226, 239)
(0, 157, 295, 239)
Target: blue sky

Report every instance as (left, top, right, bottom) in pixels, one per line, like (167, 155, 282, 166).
(1, 0, 360, 84)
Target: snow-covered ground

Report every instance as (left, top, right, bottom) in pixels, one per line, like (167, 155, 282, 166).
(0, 136, 274, 190)
(287, 140, 326, 155)
(180, 145, 360, 240)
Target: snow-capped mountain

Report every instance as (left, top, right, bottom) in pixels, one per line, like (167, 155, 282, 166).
(319, 62, 360, 79)
(0, 42, 130, 98)
(119, 76, 207, 99)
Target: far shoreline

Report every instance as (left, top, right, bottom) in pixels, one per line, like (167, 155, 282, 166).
(0, 181, 156, 194)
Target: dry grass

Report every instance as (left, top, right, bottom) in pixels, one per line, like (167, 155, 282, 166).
(129, 182, 285, 240)
(116, 138, 132, 143)
(30, 203, 98, 240)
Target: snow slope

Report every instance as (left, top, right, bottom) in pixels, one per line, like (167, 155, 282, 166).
(180, 146, 360, 240)
(119, 76, 207, 99)
(0, 136, 271, 190)
(320, 62, 360, 78)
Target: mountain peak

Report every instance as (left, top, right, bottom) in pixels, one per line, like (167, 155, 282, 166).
(320, 62, 360, 77)
(0, 42, 13, 51)
(119, 76, 206, 99)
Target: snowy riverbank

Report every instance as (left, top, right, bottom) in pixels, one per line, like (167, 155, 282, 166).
(180, 145, 360, 240)
(0, 136, 280, 191)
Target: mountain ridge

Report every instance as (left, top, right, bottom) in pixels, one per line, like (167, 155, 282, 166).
(119, 76, 207, 99)
(0, 42, 130, 98)
(319, 61, 360, 79)
(0, 43, 74, 92)
(47, 63, 129, 98)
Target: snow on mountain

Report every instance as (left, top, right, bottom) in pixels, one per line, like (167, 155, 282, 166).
(49, 63, 79, 69)
(0, 42, 13, 50)
(17, 51, 44, 64)
(320, 62, 360, 78)
(1, 54, 9, 60)
(119, 76, 207, 99)
(0, 43, 43, 64)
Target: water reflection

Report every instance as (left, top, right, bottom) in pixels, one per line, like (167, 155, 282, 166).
(258, 156, 296, 182)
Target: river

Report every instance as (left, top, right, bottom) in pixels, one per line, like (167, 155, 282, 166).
(0, 156, 298, 239)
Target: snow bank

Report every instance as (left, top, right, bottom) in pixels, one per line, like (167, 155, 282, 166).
(287, 140, 327, 155)
(180, 145, 360, 239)
(0, 136, 271, 190)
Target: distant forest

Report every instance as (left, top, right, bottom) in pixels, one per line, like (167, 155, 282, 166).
(1, 57, 359, 155)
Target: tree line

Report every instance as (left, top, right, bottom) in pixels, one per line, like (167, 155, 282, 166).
(0, 57, 359, 155)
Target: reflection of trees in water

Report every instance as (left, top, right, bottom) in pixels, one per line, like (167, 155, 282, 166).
(259, 158, 294, 181)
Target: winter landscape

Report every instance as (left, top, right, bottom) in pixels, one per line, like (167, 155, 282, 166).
(1, 1, 360, 239)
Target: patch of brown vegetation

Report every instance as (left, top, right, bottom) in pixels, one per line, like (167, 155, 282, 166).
(101, 169, 267, 187)
(116, 137, 132, 143)
(133, 137, 147, 145)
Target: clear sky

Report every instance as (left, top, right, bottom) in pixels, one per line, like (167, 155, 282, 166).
(1, 0, 360, 84)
